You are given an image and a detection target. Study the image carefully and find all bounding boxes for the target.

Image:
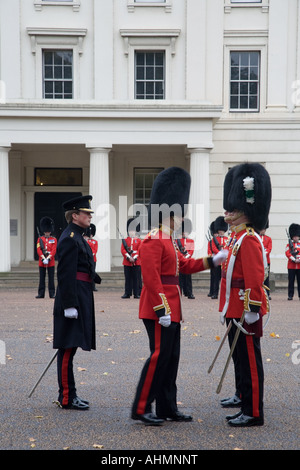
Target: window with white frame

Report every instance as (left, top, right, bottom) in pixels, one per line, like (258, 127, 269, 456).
(230, 51, 260, 112)
(134, 0, 166, 2)
(43, 50, 73, 99)
(135, 51, 165, 99)
(134, 168, 163, 231)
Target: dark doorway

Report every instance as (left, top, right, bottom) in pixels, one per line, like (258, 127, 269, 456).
(34, 192, 82, 260)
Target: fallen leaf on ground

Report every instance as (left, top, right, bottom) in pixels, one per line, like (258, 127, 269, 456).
(93, 444, 104, 449)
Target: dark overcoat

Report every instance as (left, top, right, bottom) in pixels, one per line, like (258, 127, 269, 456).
(53, 222, 101, 351)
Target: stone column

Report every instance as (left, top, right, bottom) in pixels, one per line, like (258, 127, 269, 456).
(88, 147, 112, 272)
(0, 146, 11, 272)
(187, 148, 210, 258)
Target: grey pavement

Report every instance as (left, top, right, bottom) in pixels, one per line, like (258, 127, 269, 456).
(0, 286, 299, 452)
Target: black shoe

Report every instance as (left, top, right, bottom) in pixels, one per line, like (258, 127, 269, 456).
(134, 295, 140, 299)
(188, 295, 195, 299)
(49, 295, 55, 299)
(121, 294, 130, 299)
(288, 297, 293, 300)
(61, 397, 89, 410)
(211, 295, 218, 299)
(76, 396, 89, 405)
(220, 395, 242, 408)
(131, 412, 164, 426)
(228, 413, 264, 427)
(35, 295, 44, 298)
(159, 411, 193, 422)
(225, 410, 242, 421)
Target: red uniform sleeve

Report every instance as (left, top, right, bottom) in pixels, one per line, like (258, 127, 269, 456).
(140, 237, 171, 317)
(241, 236, 265, 313)
(179, 251, 211, 274)
(37, 237, 43, 258)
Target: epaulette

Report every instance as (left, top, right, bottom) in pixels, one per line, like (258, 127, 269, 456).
(246, 227, 255, 236)
(70, 232, 74, 238)
(147, 228, 159, 238)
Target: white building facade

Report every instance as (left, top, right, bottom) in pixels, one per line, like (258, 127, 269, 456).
(0, 0, 299, 274)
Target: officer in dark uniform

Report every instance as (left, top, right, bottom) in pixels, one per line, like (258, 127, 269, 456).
(53, 195, 101, 410)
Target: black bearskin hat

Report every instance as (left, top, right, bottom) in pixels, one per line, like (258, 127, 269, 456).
(182, 218, 192, 235)
(209, 221, 216, 236)
(289, 223, 300, 239)
(127, 217, 140, 235)
(40, 216, 54, 234)
(148, 167, 191, 228)
(90, 223, 96, 237)
(214, 216, 228, 233)
(223, 163, 271, 231)
(85, 223, 96, 238)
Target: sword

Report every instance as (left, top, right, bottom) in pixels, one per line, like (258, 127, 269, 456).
(216, 311, 246, 394)
(28, 350, 58, 398)
(207, 320, 232, 374)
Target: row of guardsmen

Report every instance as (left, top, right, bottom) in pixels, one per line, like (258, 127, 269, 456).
(36, 216, 300, 303)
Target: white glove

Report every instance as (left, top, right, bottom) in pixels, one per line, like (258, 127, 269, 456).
(213, 250, 228, 266)
(220, 313, 225, 325)
(158, 315, 171, 327)
(42, 258, 49, 265)
(64, 307, 78, 319)
(245, 311, 259, 325)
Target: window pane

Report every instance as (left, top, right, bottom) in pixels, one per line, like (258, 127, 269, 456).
(54, 52, 63, 65)
(136, 66, 144, 80)
(155, 66, 164, 80)
(35, 168, 82, 186)
(44, 66, 53, 79)
(64, 66, 72, 79)
(145, 53, 154, 65)
(230, 96, 239, 109)
(146, 66, 154, 80)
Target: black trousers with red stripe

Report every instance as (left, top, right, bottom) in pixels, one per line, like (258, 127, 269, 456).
(228, 319, 264, 418)
(132, 319, 181, 418)
(57, 347, 78, 406)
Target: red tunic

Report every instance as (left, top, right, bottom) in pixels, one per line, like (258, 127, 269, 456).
(37, 236, 57, 267)
(285, 241, 300, 270)
(261, 234, 272, 265)
(121, 237, 142, 266)
(219, 224, 268, 321)
(207, 235, 228, 255)
(177, 237, 195, 257)
(87, 238, 98, 263)
(139, 227, 211, 323)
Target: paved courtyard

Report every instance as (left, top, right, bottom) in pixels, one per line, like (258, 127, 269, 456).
(0, 286, 299, 452)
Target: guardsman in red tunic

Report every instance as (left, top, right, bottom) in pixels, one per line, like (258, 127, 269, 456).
(285, 223, 300, 300)
(85, 223, 99, 292)
(207, 220, 217, 297)
(36, 217, 57, 299)
(260, 224, 272, 298)
(121, 218, 142, 299)
(218, 163, 271, 427)
(86, 223, 98, 264)
(176, 218, 196, 299)
(131, 167, 227, 426)
(207, 216, 228, 299)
